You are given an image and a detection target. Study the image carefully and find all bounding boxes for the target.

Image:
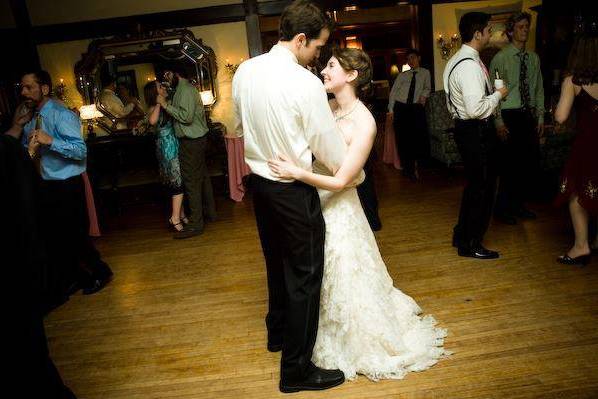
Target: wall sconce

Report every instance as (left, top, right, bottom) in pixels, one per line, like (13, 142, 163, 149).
(79, 104, 104, 139)
(225, 58, 243, 79)
(437, 34, 460, 60)
(390, 64, 400, 79)
(54, 78, 73, 108)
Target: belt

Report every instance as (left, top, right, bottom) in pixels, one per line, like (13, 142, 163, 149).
(456, 116, 494, 125)
(502, 107, 534, 115)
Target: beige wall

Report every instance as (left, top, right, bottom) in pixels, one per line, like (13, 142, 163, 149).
(37, 21, 249, 135)
(189, 22, 249, 136)
(26, 0, 241, 26)
(432, 0, 542, 89)
(37, 39, 92, 109)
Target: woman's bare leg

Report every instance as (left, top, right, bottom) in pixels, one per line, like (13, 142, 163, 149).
(567, 194, 590, 258)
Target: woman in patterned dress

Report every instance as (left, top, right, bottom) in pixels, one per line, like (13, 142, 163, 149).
(144, 80, 186, 232)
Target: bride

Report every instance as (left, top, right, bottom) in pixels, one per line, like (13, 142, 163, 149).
(268, 47, 449, 381)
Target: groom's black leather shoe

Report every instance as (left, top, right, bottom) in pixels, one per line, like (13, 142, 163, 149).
(280, 363, 345, 393)
(458, 245, 499, 260)
(267, 341, 282, 352)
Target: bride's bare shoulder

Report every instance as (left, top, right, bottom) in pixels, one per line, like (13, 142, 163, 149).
(355, 103, 377, 135)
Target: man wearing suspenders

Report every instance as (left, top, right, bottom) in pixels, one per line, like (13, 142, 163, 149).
(443, 12, 509, 260)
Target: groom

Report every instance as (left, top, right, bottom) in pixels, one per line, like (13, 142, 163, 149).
(232, 0, 347, 393)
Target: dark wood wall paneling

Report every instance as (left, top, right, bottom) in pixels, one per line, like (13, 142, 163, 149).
(31, 3, 246, 44)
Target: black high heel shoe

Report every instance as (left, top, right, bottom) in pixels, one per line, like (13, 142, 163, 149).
(557, 254, 591, 265)
(169, 218, 184, 232)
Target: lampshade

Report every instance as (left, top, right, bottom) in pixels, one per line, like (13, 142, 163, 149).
(401, 64, 412, 72)
(200, 90, 216, 106)
(79, 104, 104, 120)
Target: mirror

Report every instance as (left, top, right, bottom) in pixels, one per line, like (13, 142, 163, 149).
(75, 29, 218, 134)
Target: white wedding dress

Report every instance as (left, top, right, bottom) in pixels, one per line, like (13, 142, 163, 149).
(311, 168, 449, 381)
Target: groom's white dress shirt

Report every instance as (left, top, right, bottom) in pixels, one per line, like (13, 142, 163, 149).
(232, 44, 347, 182)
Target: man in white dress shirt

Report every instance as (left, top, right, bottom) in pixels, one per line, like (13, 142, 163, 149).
(98, 73, 142, 130)
(388, 48, 431, 180)
(443, 12, 509, 260)
(232, 0, 346, 393)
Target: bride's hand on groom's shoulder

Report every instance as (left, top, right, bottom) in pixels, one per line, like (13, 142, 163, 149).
(267, 154, 302, 180)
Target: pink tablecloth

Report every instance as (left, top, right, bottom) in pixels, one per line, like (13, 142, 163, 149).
(82, 171, 101, 237)
(225, 136, 252, 202)
(382, 112, 401, 170)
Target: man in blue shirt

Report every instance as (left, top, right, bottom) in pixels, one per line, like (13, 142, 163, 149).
(10, 70, 112, 306)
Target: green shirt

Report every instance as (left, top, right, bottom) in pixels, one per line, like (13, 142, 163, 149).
(165, 78, 209, 139)
(489, 43, 545, 125)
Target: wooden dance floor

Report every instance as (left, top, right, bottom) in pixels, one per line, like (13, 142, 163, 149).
(46, 164, 598, 398)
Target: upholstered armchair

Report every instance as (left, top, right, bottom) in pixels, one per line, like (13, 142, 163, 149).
(425, 90, 461, 167)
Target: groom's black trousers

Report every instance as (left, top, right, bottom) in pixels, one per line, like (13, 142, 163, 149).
(250, 174, 325, 381)
(453, 118, 499, 248)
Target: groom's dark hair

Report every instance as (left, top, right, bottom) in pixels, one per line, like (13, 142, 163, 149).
(459, 12, 491, 43)
(279, 0, 333, 43)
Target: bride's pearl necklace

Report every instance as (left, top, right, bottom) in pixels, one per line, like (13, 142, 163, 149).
(334, 99, 361, 121)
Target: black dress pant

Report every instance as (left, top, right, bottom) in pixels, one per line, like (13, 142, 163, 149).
(495, 108, 540, 215)
(393, 102, 429, 176)
(179, 136, 216, 230)
(39, 175, 111, 306)
(453, 118, 499, 248)
(250, 174, 325, 381)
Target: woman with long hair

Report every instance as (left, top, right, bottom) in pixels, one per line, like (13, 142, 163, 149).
(554, 33, 598, 265)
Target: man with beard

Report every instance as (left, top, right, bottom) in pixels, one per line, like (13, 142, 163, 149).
(8, 70, 112, 309)
(158, 66, 216, 239)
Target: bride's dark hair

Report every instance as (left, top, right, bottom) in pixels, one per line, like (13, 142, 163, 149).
(332, 47, 373, 99)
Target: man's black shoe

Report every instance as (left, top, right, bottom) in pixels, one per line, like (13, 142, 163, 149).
(516, 208, 537, 220)
(280, 364, 345, 393)
(452, 233, 459, 248)
(82, 274, 113, 295)
(452, 226, 461, 248)
(174, 227, 203, 239)
(66, 280, 80, 296)
(458, 245, 499, 259)
(267, 341, 282, 352)
(494, 213, 517, 225)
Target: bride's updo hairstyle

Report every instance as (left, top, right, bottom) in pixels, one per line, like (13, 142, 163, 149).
(332, 47, 373, 99)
